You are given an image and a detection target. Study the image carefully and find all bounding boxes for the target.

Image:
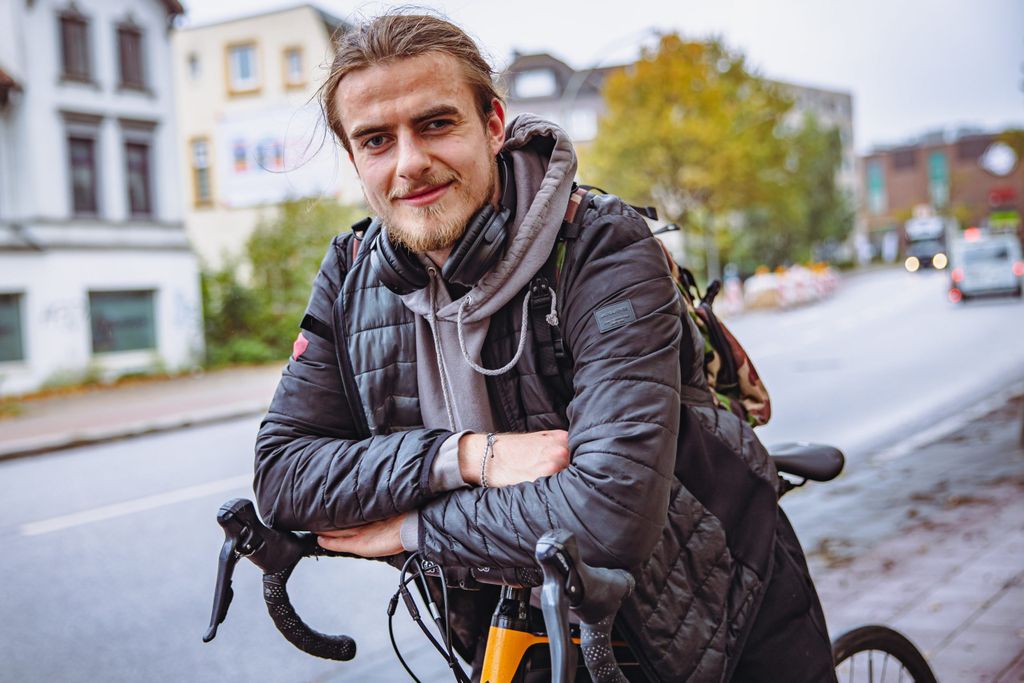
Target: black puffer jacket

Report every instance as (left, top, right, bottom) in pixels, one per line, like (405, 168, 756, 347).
(255, 193, 781, 680)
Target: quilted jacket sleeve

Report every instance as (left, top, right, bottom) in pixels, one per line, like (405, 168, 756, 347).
(254, 236, 451, 532)
(417, 199, 682, 569)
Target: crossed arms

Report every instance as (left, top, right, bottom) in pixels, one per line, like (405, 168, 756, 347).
(254, 207, 682, 570)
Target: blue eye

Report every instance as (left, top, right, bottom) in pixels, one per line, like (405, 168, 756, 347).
(426, 119, 453, 131)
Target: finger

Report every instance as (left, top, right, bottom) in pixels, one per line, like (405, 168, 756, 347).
(318, 528, 360, 539)
(317, 535, 353, 552)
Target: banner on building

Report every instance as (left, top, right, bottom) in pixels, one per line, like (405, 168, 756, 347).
(215, 103, 361, 208)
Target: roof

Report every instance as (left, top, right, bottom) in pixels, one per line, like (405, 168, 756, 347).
(313, 6, 348, 35)
(501, 51, 623, 101)
(178, 3, 349, 34)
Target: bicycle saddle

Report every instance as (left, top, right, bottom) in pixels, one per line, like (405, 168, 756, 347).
(768, 442, 845, 482)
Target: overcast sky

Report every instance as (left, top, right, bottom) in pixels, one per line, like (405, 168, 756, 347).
(181, 0, 1024, 154)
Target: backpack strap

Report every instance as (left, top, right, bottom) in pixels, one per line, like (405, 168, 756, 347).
(347, 216, 372, 269)
(577, 185, 658, 221)
(528, 186, 592, 408)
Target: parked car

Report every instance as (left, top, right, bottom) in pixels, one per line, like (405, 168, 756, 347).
(948, 234, 1024, 302)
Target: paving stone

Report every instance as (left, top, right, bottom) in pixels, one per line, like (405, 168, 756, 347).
(931, 624, 1024, 682)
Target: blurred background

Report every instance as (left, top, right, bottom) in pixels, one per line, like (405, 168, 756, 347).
(1, 1, 1022, 681)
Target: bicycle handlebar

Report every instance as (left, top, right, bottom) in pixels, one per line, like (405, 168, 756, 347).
(203, 498, 356, 661)
(535, 529, 635, 683)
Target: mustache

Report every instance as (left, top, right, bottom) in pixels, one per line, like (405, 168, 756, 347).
(387, 172, 460, 201)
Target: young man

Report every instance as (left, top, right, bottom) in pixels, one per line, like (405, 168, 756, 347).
(254, 12, 835, 681)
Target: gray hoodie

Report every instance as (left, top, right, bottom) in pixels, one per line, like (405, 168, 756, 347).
(397, 114, 578, 545)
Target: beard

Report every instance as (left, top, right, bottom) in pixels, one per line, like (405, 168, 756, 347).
(377, 162, 496, 254)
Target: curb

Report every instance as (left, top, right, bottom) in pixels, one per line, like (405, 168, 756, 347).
(0, 401, 269, 462)
(871, 380, 1024, 463)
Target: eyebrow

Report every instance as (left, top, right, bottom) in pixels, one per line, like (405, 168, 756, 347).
(349, 104, 464, 141)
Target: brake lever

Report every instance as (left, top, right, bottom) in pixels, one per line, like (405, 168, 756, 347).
(202, 498, 357, 662)
(203, 533, 239, 642)
(536, 529, 634, 683)
(536, 529, 580, 683)
(203, 498, 266, 642)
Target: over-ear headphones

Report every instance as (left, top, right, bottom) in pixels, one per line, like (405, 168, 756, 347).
(371, 152, 516, 296)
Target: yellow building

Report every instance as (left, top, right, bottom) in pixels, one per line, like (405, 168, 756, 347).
(171, 4, 363, 268)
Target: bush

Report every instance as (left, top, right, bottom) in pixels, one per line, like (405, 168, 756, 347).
(202, 199, 366, 367)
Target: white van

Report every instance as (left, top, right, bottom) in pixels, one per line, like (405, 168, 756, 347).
(949, 234, 1023, 302)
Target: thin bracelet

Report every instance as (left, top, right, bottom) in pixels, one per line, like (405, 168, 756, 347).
(480, 432, 497, 488)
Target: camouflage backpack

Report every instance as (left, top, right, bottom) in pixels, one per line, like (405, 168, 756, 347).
(532, 186, 772, 428)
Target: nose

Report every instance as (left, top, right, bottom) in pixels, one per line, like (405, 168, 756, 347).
(394, 133, 431, 180)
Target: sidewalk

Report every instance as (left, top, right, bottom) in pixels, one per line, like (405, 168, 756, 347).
(803, 394, 1024, 682)
(0, 364, 283, 460)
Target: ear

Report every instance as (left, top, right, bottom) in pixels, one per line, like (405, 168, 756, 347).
(486, 98, 506, 156)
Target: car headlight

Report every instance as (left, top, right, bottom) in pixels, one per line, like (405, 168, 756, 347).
(933, 253, 948, 269)
(905, 256, 920, 272)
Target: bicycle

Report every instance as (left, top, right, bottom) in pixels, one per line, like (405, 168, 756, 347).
(204, 443, 938, 682)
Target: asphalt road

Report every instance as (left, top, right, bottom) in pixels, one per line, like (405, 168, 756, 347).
(1, 266, 1021, 683)
(729, 266, 1024, 458)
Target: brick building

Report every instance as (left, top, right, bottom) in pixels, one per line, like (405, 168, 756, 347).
(860, 131, 1024, 246)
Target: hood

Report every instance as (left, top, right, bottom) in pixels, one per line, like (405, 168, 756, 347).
(400, 114, 578, 321)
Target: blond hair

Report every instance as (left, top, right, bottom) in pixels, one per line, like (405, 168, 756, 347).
(322, 13, 503, 152)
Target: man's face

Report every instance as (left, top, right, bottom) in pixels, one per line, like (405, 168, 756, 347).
(335, 52, 505, 255)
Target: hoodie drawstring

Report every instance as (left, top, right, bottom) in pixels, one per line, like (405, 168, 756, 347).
(456, 287, 557, 376)
(427, 271, 459, 431)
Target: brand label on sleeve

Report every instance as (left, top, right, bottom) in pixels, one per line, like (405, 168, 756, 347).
(595, 300, 636, 333)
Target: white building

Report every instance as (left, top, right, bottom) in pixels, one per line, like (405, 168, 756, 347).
(0, 0, 204, 397)
(171, 4, 363, 268)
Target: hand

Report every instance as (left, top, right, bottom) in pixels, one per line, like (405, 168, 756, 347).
(458, 430, 570, 488)
(317, 514, 406, 558)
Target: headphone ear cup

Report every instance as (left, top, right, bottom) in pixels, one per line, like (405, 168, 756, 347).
(441, 205, 494, 285)
(372, 229, 429, 295)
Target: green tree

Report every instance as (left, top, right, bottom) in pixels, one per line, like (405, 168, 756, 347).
(584, 34, 792, 280)
(734, 114, 853, 269)
(202, 198, 365, 366)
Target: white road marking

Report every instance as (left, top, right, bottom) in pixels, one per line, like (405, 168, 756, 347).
(18, 473, 252, 537)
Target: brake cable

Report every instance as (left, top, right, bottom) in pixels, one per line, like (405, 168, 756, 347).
(390, 554, 470, 683)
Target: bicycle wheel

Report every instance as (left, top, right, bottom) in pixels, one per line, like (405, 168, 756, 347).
(832, 625, 937, 683)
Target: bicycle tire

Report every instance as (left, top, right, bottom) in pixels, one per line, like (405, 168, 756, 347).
(832, 625, 937, 683)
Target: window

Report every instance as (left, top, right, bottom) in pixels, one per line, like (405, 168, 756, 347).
(125, 141, 152, 217)
(928, 151, 949, 209)
(89, 290, 156, 353)
(569, 109, 598, 142)
(69, 135, 99, 215)
(188, 53, 200, 80)
(227, 43, 259, 94)
(117, 25, 145, 89)
(0, 293, 25, 363)
(956, 136, 989, 161)
(59, 12, 91, 81)
(283, 47, 303, 87)
(191, 138, 212, 205)
(891, 148, 917, 170)
(514, 69, 558, 98)
(867, 159, 887, 215)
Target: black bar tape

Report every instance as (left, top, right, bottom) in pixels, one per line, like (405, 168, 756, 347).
(263, 569, 356, 661)
(580, 616, 628, 683)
